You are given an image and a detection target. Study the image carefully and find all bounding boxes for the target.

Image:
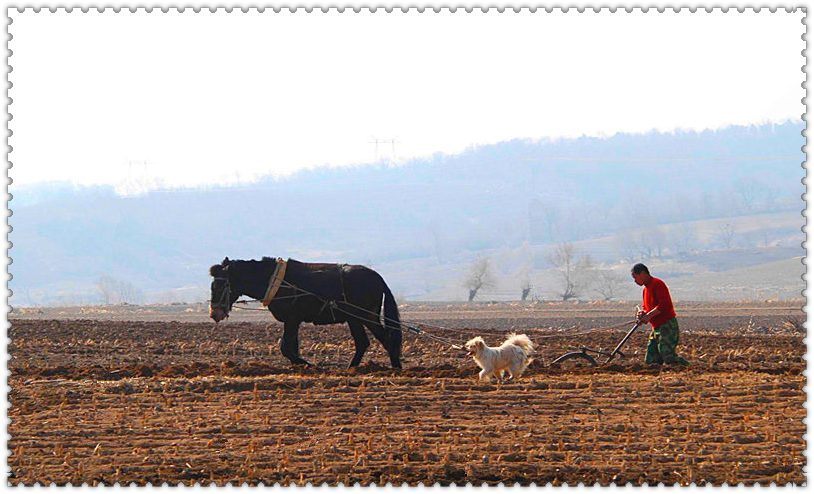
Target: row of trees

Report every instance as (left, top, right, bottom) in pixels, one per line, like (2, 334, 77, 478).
(14, 276, 145, 307)
(546, 243, 630, 301)
(463, 243, 628, 302)
(95, 275, 144, 305)
(529, 178, 794, 245)
(616, 222, 744, 262)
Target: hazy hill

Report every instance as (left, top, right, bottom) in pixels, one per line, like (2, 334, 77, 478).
(10, 121, 804, 305)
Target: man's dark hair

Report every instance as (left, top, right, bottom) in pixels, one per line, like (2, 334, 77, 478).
(631, 263, 650, 275)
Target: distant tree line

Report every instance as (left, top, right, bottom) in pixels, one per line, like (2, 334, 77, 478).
(96, 275, 143, 305)
(528, 180, 793, 246)
(463, 244, 628, 302)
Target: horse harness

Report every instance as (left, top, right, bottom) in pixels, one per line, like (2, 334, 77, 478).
(261, 259, 349, 320)
(211, 276, 231, 312)
(214, 259, 463, 351)
(319, 263, 349, 319)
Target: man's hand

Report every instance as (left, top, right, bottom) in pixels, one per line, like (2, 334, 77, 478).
(635, 306, 648, 324)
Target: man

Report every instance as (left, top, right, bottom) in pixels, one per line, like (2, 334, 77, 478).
(631, 263, 690, 366)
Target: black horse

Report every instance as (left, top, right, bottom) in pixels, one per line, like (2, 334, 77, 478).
(209, 257, 402, 369)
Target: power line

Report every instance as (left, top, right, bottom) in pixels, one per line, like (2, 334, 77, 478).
(369, 137, 399, 163)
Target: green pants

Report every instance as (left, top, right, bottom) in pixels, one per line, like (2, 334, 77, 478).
(645, 318, 690, 366)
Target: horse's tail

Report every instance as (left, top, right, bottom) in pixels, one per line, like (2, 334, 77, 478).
(382, 282, 402, 362)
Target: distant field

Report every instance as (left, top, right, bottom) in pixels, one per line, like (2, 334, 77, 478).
(378, 210, 804, 302)
(668, 256, 804, 301)
(9, 301, 805, 485)
(404, 252, 804, 302)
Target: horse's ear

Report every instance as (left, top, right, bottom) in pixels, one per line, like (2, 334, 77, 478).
(210, 264, 224, 277)
(222, 257, 230, 264)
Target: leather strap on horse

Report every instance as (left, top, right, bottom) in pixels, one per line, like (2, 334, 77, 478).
(337, 263, 348, 302)
(261, 258, 288, 306)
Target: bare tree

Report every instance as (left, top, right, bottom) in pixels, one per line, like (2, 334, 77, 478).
(668, 223, 699, 258)
(117, 279, 143, 304)
(629, 216, 662, 259)
(616, 235, 639, 263)
(97, 275, 142, 305)
(650, 227, 667, 258)
(529, 198, 560, 243)
(96, 275, 118, 305)
(520, 278, 532, 301)
(735, 180, 761, 211)
(631, 232, 653, 259)
(716, 223, 736, 249)
(516, 262, 533, 301)
(594, 269, 625, 301)
(464, 257, 496, 301)
(548, 243, 594, 301)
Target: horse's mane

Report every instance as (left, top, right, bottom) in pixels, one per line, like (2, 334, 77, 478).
(210, 257, 292, 277)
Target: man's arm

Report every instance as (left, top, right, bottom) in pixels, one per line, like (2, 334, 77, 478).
(635, 304, 661, 323)
(639, 307, 661, 324)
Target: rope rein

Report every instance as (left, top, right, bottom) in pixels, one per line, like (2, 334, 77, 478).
(272, 280, 465, 349)
(222, 276, 638, 350)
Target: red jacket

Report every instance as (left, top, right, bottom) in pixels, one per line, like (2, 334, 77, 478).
(642, 277, 676, 329)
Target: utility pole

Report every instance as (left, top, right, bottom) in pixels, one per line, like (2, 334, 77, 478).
(369, 137, 399, 164)
(127, 160, 148, 179)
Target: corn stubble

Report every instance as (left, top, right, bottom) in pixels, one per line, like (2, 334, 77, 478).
(8, 301, 805, 486)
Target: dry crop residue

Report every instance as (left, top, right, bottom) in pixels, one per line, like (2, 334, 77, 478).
(8, 301, 805, 485)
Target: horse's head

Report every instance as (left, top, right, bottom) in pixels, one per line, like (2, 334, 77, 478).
(209, 257, 237, 322)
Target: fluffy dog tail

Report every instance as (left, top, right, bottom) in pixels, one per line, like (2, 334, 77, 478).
(505, 333, 534, 356)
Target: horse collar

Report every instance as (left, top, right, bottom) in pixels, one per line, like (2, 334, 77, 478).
(262, 258, 288, 306)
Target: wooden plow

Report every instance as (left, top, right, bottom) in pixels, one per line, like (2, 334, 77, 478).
(551, 321, 642, 367)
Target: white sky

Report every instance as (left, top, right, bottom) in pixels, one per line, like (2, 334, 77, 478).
(8, 8, 805, 192)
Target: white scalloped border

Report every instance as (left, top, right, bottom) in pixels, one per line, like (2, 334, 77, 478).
(3, 5, 808, 487)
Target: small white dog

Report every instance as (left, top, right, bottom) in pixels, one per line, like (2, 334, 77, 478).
(464, 333, 534, 382)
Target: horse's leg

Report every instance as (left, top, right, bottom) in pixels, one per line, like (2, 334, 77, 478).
(281, 320, 312, 366)
(347, 320, 370, 368)
(365, 320, 402, 369)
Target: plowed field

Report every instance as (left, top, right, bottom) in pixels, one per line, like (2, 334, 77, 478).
(8, 301, 806, 485)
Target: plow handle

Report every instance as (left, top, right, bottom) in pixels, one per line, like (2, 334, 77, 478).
(605, 322, 641, 364)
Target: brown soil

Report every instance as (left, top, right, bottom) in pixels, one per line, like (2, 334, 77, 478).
(8, 301, 806, 485)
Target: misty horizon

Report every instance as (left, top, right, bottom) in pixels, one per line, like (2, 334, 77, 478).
(9, 121, 805, 307)
(11, 118, 804, 201)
